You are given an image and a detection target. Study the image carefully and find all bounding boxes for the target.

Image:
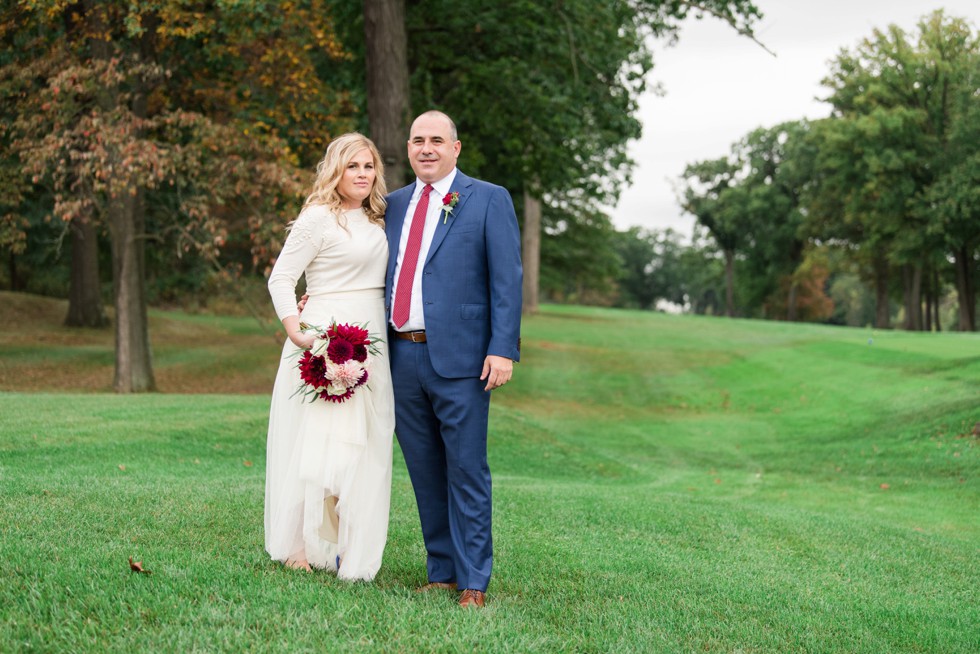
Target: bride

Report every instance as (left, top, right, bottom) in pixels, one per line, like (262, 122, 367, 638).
(264, 133, 395, 581)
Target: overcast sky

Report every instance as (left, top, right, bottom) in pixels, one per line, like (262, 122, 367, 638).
(612, 0, 980, 236)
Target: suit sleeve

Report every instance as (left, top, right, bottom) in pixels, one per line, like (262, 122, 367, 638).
(484, 186, 523, 361)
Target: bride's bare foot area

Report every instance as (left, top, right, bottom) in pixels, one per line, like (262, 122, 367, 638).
(284, 558, 313, 572)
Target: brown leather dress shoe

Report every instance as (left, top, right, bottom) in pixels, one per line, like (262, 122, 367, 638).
(416, 582, 458, 593)
(458, 589, 486, 608)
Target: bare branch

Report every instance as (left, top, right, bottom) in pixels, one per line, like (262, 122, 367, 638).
(680, 1, 776, 57)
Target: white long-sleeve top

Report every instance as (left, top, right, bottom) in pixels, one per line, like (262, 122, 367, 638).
(267, 206, 388, 321)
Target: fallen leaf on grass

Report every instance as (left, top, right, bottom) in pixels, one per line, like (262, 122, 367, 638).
(879, 483, 890, 490)
(129, 557, 152, 574)
(243, 460, 253, 467)
(118, 465, 126, 471)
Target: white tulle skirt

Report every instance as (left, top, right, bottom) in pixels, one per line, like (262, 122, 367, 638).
(264, 290, 395, 581)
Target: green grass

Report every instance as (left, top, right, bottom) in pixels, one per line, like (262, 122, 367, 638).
(1, 296, 978, 652)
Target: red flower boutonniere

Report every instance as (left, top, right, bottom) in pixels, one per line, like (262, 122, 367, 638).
(441, 191, 460, 224)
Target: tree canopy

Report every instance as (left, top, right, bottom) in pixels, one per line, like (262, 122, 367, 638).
(665, 10, 978, 330)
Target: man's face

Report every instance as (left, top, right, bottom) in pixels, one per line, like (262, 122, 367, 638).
(407, 114, 461, 183)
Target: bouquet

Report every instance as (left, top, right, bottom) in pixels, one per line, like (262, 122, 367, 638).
(294, 321, 381, 404)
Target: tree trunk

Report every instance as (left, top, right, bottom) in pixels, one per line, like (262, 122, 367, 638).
(933, 266, 941, 332)
(724, 249, 735, 318)
(902, 263, 922, 331)
(521, 188, 541, 315)
(109, 191, 156, 392)
(363, 0, 410, 190)
(924, 275, 933, 332)
(88, 1, 156, 391)
(873, 257, 891, 329)
(786, 278, 798, 322)
(953, 245, 977, 331)
(65, 218, 108, 328)
(8, 251, 22, 291)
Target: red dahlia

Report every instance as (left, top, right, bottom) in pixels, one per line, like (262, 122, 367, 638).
(298, 351, 327, 387)
(329, 323, 370, 346)
(327, 339, 355, 364)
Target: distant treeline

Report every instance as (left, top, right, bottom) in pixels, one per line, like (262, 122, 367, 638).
(1, 3, 975, 360)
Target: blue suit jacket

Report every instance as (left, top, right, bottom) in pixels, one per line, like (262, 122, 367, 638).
(385, 171, 523, 379)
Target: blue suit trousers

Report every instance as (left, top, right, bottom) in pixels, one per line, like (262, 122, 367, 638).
(390, 337, 493, 591)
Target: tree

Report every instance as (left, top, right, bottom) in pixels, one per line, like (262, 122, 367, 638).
(363, 0, 410, 190)
(679, 122, 817, 321)
(3, 1, 350, 390)
(1, 2, 108, 326)
(813, 11, 979, 330)
(679, 156, 746, 316)
(916, 12, 980, 331)
(677, 226, 726, 315)
(612, 227, 690, 310)
(538, 202, 621, 304)
(403, 0, 763, 315)
(729, 121, 812, 320)
(325, 1, 764, 315)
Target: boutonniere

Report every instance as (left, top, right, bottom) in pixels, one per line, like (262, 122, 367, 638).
(441, 192, 460, 224)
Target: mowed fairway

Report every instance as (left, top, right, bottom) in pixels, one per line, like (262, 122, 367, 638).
(1, 295, 977, 653)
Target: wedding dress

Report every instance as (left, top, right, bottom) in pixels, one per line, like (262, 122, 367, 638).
(265, 205, 395, 581)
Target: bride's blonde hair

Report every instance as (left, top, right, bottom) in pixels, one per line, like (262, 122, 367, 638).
(302, 133, 387, 228)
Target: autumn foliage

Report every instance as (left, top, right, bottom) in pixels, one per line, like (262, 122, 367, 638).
(1, 0, 355, 273)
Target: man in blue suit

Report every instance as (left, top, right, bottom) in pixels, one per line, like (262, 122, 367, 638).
(386, 110, 522, 608)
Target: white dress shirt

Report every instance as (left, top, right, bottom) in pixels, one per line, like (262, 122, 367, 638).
(390, 168, 458, 331)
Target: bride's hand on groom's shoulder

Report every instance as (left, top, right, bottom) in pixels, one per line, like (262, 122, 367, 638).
(297, 293, 309, 315)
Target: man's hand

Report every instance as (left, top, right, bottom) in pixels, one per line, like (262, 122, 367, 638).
(481, 355, 513, 391)
(297, 293, 309, 315)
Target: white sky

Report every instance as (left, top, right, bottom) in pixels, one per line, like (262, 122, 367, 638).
(612, 0, 980, 236)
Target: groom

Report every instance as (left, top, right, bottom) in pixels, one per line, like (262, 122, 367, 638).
(386, 110, 522, 608)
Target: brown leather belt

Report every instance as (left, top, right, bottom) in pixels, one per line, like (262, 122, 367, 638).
(391, 329, 427, 343)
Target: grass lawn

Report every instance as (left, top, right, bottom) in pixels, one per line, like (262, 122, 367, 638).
(1, 293, 978, 652)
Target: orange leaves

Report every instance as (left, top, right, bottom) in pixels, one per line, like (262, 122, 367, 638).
(154, 6, 215, 41)
(6, 0, 349, 275)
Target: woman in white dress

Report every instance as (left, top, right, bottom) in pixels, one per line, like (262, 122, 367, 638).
(265, 133, 395, 581)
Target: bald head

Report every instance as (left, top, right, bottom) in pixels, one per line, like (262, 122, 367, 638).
(413, 110, 458, 142)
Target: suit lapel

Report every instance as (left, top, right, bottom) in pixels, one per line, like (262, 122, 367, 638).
(425, 172, 475, 265)
(386, 185, 413, 280)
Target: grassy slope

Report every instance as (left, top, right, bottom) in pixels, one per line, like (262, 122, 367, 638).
(1, 293, 977, 653)
(0, 291, 281, 394)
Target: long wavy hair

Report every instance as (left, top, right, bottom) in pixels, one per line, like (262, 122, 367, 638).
(301, 133, 387, 229)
